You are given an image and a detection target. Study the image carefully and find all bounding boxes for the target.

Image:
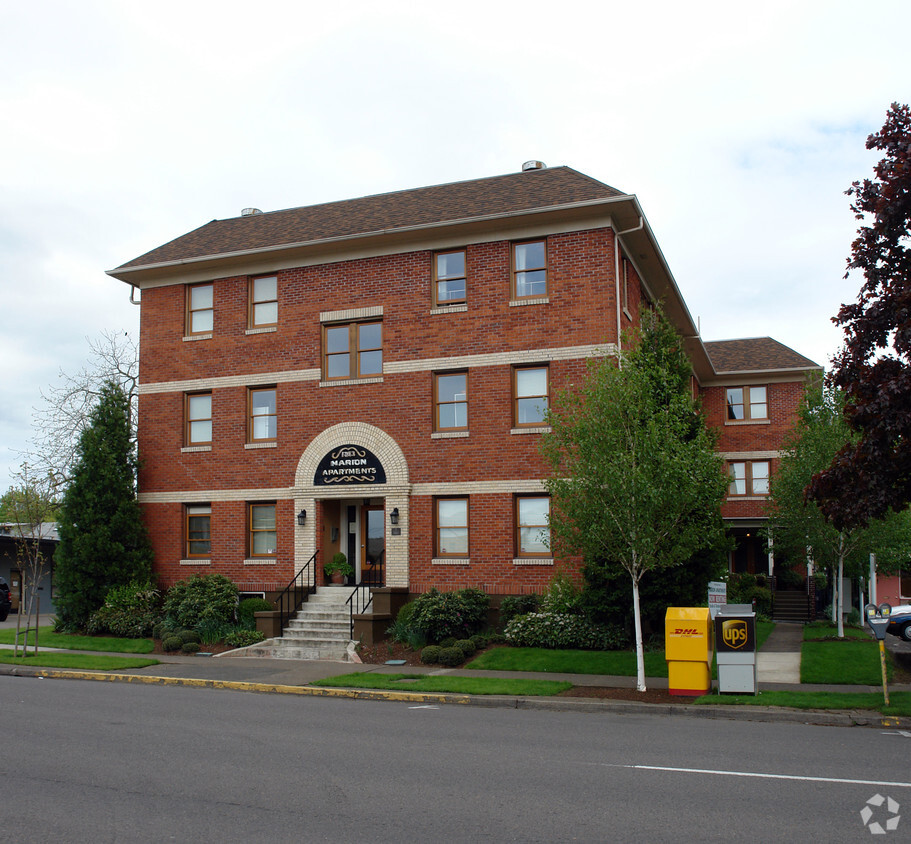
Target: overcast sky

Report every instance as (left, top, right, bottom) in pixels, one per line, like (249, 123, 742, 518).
(1, 0, 906, 486)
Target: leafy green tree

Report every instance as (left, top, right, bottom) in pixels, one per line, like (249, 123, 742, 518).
(54, 380, 153, 628)
(809, 104, 911, 529)
(766, 383, 911, 637)
(542, 311, 729, 691)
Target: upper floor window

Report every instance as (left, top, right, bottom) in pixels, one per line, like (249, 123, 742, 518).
(433, 250, 466, 306)
(186, 283, 213, 335)
(726, 386, 768, 421)
(516, 495, 550, 557)
(513, 240, 547, 299)
(435, 497, 469, 558)
(728, 461, 770, 496)
(435, 371, 468, 431)
(249, 276, 277, 328)
(185, 392, 212, 445)
(514, 365, 549, 426)
(248, 503, 277, 557)
(186, 504, 211, 557)
(323, 320, 382, 380)
(248, 387, 276, 441)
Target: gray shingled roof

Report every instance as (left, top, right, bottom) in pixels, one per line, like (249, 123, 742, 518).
(703, 338, 820, 373)
(116, 166, 626, 270)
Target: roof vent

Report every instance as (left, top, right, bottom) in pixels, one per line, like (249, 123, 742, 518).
(241, 208, 263, 217)
(522, 160, 546, 171)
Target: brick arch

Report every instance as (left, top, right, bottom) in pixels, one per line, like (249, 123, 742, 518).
(294, 421, 409, 492)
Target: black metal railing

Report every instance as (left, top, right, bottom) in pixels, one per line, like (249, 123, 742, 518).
(346, 581, 375, 639)
(276, 552, 317, 632)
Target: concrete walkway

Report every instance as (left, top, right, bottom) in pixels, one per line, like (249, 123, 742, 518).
(756, 621, 803, 685)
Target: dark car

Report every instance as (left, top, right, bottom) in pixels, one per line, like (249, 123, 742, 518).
(886, 605, 911, 642)
(0, 577, 11, 622)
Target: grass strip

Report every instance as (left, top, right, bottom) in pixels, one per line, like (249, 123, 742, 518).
(696, 690, 911, 717)
(0, 651, 159, 670)
(802, 622, 869, 641)
(801, 639, 890, 685)
(310, 672, 572, 696)
(0, 627, 154, 654)
(467, 646, 669, 678)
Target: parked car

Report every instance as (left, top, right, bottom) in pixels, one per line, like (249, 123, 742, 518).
(886, 605, 911, 642)
(0, 577, 11, 622)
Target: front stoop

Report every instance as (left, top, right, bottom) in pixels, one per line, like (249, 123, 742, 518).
(270, 587, 356, 661)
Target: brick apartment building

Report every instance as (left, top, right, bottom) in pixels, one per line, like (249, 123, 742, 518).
(108, 163, 821, 630)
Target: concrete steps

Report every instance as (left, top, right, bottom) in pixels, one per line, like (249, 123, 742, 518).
(772, 591, 813, 623)
(271, 586, 355, 661)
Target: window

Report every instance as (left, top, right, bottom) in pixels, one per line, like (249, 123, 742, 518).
(728, 461, 770, 496)
(323, 321, 382, 380)
(514, 366, 549, 426)
(516, 496, 550, 557)
(433, 250, 466, 306)
(249, 503, 277, 557)
(186, 505, 211, 557)
(726, 386, 768, 421)
(435, 371, 467, 431)
(185, 392, 212, 445)
(248, 387, 276, 441)
(249, 276, 277, 328)
(186, 283, 213, 335)
(513, 240, 547, 299)
(435, 498, 469, 557)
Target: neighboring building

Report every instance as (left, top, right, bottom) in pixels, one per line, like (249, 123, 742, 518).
(0, 523, 60, 615)
(107, 163, 820, 628)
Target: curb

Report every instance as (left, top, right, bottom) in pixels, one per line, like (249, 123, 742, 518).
(3, 664, 910, 728)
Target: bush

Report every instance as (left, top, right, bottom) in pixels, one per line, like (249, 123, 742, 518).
(777, 568, 805, 590)
(420, 645, 441, 664)
(238, 597, 273, 628)
(195, 619, 238, 645)
(504, 612, 628, 650)
(386, 601, 427, 649)
(541, 573, 582, 615)
(470, 633, 488, 649)
(455, 639, 476, 658)
(437, 646, 465, 667)
(499, 594, 542, 627)
(409, 588, 490, 644)
(85, 581, 162, 638)
(163, 574, 238, 629)
(181, 642, 200, 654)
(225, 629, 266, 648)
(179, 629, 201, 645)
(162, 635, 183, 652)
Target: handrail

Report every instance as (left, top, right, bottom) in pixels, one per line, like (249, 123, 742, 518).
(276, 552, 317, 632)
(345, 563, 383, 637)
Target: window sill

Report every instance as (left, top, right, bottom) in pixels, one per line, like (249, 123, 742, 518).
(245, 441, 277, 449)
(727, 495, 769, 501)
(181, 445, 212, 453)
(319, 376, 384, 387)
(180, 559, 211, 566)
(245, 326, 277, 335)
(509, 297, 549, 307)
(182, 333, 212, 342)
(510, 426, 550, 435)
(431, 431, 469, 439)
(512, 557, 554, 566)
(244, 558, 277, 565)
(430, 304, 468, 315)
(432, 557, 470, 566)
(725, 419, 770, 426)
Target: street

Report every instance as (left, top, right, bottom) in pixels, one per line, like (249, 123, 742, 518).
(2, 675, 907, 842)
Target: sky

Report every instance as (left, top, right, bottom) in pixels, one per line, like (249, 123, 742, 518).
(1, 0, 907, 486)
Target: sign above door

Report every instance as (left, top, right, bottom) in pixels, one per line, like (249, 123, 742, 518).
(314, 445, 387, 486)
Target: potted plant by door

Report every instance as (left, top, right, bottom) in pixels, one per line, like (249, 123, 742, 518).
(324, 552, 353, 585)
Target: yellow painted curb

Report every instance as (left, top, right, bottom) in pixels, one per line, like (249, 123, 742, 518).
(29, 669, 473, 704)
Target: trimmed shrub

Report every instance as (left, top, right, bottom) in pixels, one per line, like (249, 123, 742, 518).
(225, 629, 266, 648)
(162, 574, 238, 630)
(238, 597, 273, 628)
(420, 645, 441, 664)
(409, 588, 490, 644)
(470, 634, 488, 649)
(439, 637, 457, 648)
(162, 635, 183, 652)
(504, 612, 628, 650)
(437, 646, 465, 667)
(179, 629, 201, 645)
(86, 581, 162, 638)
(181, 642, 200, 654)
(499, 594, 542, 627)
(455, 639, 476, 658)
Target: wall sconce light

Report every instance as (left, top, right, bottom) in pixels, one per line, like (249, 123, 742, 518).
(390, 507, 400, 525)
(297, 509, 307, 526)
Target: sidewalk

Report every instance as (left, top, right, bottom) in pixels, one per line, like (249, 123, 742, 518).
(2, 614, 908, 726)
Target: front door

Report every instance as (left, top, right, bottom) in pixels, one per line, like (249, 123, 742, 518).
(362, 506, 385, 586)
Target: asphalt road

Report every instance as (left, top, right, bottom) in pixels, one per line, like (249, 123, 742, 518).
(3, 675, 908, 843)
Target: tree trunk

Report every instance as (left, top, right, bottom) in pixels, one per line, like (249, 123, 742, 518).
(632, 575, 646, 692)
(836, 548, 845, 639)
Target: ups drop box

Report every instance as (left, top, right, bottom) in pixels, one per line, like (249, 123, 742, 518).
(714, 604, 758, 694)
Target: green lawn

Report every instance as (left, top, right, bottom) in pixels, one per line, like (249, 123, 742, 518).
(0, 651, 159, 671)
(803, 622, 869, 641)
(0, 626, 155, 654)
(801, 638, 891, 685)
(310, 672, 572, 696)
(467, 646, 670, 677)
(697, 690, 910, 717)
